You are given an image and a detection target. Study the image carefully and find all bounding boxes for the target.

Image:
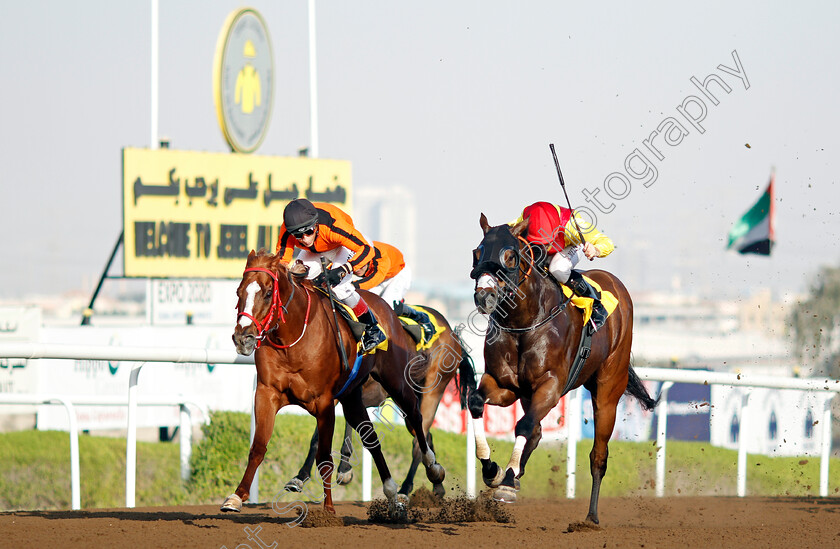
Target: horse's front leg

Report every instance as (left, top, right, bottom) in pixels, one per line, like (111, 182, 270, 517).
(285, 425, 319, 492)
(335, 420, 355, 485)
(494, 381, 560, 503)
(468, 373, 517, 488)
(221, 383, 281, 512)
(314, 404, 337, 514)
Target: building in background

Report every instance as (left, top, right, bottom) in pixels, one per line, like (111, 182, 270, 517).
(354, 186, 418, 270)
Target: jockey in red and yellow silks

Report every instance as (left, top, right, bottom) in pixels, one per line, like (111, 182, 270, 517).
(516, 201, 614, 258)
(352, 241, 436, 344)
(516, 201, 615, 332)
(276, 199, 385, 353)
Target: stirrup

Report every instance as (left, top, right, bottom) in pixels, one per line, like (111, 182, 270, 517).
(588, 302, 608, 334)
(419, 319, 435, 344)
(361, 325, 386, 353)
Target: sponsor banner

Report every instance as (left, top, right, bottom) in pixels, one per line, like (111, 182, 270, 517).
(151, 279, 239, 325)
(0, 307, 41, 413)
(651, 382, 712, 442)
(710, 385, 831, 457)
(581, 380, 659, 442)
(34, 326, 255, 431)
(433, 379, 569, 441)
(122, 147, 351, 278)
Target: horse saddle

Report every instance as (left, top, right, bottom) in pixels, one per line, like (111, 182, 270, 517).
(313, 287, 443, 351)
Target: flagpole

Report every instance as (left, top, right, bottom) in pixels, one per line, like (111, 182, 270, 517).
(308, 0, 319, 158)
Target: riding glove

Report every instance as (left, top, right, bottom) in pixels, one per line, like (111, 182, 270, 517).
(324, 264, 351, 286)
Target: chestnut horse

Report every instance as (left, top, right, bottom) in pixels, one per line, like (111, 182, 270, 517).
(468, 214, 657, 525)
(285, 327, 477, 497)
(223, 249, 450, 514)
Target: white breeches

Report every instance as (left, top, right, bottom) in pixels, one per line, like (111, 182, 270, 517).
(297, 246, 360, 307)
(367, 265, 412, 306)
(548, 245, 584, 284)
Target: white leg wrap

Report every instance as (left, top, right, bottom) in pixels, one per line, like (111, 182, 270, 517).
(505, 436, 527, 477)
(473, 416, 491, 460)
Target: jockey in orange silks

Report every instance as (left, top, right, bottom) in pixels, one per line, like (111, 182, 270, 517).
(352, 240, 436, 343)
(277, 198, 385, 353)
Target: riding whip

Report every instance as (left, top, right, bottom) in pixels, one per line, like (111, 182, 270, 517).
(320, 257, 351, 372)
(549, 143, 587, 246)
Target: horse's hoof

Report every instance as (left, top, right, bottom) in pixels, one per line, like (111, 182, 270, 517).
(493, 485, 517, 503)
(426, 463, 446, 485)
(220, 493, 242, 512)
(388, 494, 410, 522)
(284, 477, 306, 492)
(483, 463, 504, 488)
(514, 477, 521, 491)
(336, 470, 354, 486)
(432, 483, 446, 499)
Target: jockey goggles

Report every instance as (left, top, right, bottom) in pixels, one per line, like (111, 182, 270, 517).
(291, 225, 317, 239)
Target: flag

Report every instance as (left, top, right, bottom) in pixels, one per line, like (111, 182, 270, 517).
(727, 173, 775, 255)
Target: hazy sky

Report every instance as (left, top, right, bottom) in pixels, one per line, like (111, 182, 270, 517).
(2, 1, 839, 300)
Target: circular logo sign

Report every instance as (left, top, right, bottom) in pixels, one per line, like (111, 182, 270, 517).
(213, 8, 274, 154)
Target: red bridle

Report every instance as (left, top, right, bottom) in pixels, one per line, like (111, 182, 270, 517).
(236, 267, 311, 349)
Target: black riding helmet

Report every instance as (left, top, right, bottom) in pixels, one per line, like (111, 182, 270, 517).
(283, 198, 319, 233)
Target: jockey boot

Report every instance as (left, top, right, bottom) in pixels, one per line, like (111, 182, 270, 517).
(353, 299, 387, 353)
(566, 270, 608, 334)
(393, 300, 436, 344)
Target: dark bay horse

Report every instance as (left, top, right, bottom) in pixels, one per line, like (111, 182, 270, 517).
(285, 319, 476, 497)
(468, 214, 657, 525)
(223, 249, 452, 514)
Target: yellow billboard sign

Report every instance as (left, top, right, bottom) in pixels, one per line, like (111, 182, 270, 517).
(122, 147, 352, 278)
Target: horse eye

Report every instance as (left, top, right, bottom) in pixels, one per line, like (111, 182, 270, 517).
(472, 248, 481, 265)
(500, 247, 516, 268)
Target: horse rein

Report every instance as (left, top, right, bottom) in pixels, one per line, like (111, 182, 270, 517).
(490, 296, 570, 333)
(237, 267, 312, 349)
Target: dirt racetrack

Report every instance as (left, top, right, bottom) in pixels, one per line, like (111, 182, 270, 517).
(1, 495, 839, 549)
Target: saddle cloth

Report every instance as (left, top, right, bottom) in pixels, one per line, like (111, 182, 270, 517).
(314, 288, 445, 353)
(560, 274, 619, 325)
(396, 305, 447, 351)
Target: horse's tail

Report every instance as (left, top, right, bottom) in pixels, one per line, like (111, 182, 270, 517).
(626, 362, 659, 411)
(453, 328, 478, 410)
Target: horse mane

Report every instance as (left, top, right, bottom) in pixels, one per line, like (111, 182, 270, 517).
(247, 248, 325, 293)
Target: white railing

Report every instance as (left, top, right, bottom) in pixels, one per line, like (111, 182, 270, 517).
(0, 394, 210, 510)
(563, 367, 840, 498)
(0, 342, 252, 508)
(5, 343, 836, 508)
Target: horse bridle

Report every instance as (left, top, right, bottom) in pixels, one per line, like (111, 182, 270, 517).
(237, 267, 312, 349)
(473, 235, 536, 300)
(476, 236, 572, 334)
